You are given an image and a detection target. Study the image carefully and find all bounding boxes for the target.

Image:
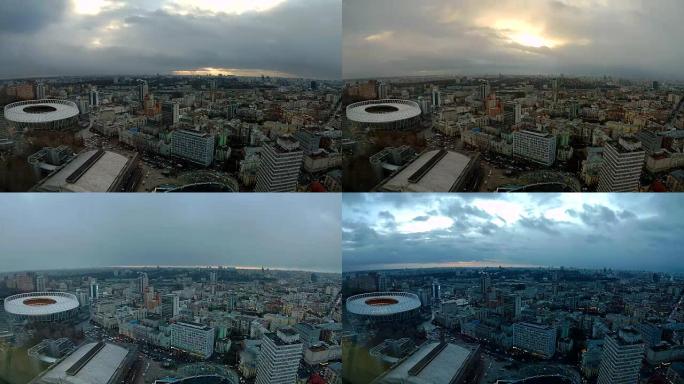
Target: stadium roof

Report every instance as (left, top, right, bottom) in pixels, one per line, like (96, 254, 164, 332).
(346, 292, 421, 317)
(4, 99, 79, 124)
(346, 99, 421, 124)
(4, 292, 79, 316)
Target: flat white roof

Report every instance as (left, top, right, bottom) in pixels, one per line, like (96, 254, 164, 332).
(36, 150, 131, 192)
(380, 150, 473, 192)
(380, 342, 473, 384)
(40, 342, 129, 384)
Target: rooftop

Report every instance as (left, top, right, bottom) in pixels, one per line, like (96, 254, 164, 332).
(38, 342, 131, 384)
(378, 149, 475, 192)
(33, 149, 135, 192)
(377, 342, 475, 384)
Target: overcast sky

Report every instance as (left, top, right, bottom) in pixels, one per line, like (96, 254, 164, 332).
(343, 194, 683, 273)
(0, 194, 341, 273)
(343, 0, 684, 80)
(0, 0, 341, 80)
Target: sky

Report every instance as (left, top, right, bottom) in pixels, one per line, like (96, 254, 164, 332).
(343, 0, 684, 80)
(0, 0, 341, 80)
(0, 194, 341, 273)
(343, 194, 684, 273)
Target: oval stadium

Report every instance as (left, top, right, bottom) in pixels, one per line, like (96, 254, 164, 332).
(346, 99, 422, 131)
(4, 292, 80, 323)
(4, 99, 80, 132)
(346, 292, 421, 323)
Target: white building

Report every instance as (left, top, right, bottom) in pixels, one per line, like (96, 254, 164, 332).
(170, 321, 215, 359)
(513, 322, 556, 359)
(255, 136, 304, 192)
(255, 328, 303, 384)
(597, 328, 645, 384)
(512, 130, 557, 166)
(597, 137, 646, 192)
(171, 129, 215, 167)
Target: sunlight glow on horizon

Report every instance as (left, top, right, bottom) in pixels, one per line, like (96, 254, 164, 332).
(166, 0, 287, 15)
(173, 67, 294, 78)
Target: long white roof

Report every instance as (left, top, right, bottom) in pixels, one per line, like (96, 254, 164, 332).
(346, 99, 421, 124)
(4, 292, 79, 316)
(346, 292, 421, 316)
(4, 99, 79, 124)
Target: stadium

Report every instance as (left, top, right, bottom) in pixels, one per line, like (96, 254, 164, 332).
(346, 292, 421, 324)
(4, 292, 80, 323)
(346, 99, 422, 131)
(3, 99, 80, 132)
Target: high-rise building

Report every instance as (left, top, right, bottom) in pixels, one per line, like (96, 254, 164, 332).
(255, 135, 304, 192)
(431, 280, 441, 302)
(597, 328, 645, 384)
(162, 101, 179, 127)
(503, 101, 521, 125)
(170, 321, 215, 359)
(503, 294, 522, 320)
(255, 328, 303, 384)
(431, 86, 441, 108)
(513, 322, 556, 359)
(161, 294, 179, 320)
(171, 129, 215, 167)
(35, 274, 46, 292)
(89, 279, 99, 302)
(417, 96, 430, 115)
(479, 81, 491, 100)
(138, 80, 149, 104)
(89, 88, 99, 108)
(378, 82, 388, 99)
(36, 83, 46, 100)
(480, 273, 491, 298)
(597, 137, 646, 192)
(512, 130, 557, 166)
(138, 273, 149, 295)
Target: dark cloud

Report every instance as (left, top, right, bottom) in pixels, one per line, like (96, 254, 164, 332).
(0, 194, 341, 273)
(0, 0, 69, 33)
(343, 194, 684, 273)
(0, 0, 340, 79)
(411, 216, 430, 222)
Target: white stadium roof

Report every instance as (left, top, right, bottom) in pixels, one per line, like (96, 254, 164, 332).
(346, 292, 421, 316)
(4, 99, 79, 124)
(4, 292, 79, 316)
(346, 99, 421, 124)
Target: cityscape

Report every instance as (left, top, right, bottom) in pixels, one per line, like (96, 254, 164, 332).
(0, 194, 342, 384)
(0, 0, 342, 192)
(341, 193, 684, 384)
(341, 0, 684, 192)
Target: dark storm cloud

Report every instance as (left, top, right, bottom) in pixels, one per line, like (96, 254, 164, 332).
(0, 0, 341, 79)
(343, 0, 684, 80)
(343, 194, 684, 273)
(0, 0, 69, 33)
(0, 194, 341, 273)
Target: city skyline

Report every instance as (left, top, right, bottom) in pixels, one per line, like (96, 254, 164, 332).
(0, 194, 342, 273)
(343, 193, 684, 273)
(343, 0, 684, 80)
(0, 0, 341, 80)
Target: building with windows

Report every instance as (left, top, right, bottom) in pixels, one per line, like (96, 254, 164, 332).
(171, 129, 215, 167)
(170, 321, 215, 359)
(512, 322, 556, 359)
(597, 137, 645, 192)
(255, 135, 304, 192)
(512, 130, 557, 166)
(162, 101, 179, 127)
(161, 294, 179, 320)
(255, 328, 303, 384)
(597, 328, 645, 384)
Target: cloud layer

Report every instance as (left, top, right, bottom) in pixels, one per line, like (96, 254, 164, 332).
(0, 194, 341, 273)
(343, 0, 684, 80)
(0, 0, 341, 79)
(343, 194, 684, 273)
